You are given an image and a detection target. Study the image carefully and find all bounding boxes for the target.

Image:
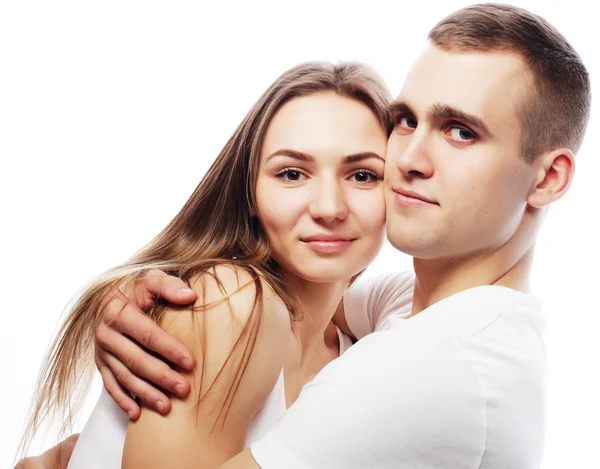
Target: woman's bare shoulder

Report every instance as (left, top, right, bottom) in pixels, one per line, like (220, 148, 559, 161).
(163, 263, 290, 342)
(122, 264, 293, 468)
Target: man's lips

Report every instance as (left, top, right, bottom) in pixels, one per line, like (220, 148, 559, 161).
(392, 188, 438, 206)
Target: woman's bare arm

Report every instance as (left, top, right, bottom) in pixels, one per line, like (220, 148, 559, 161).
(121, 265, 291, 469)
(14, 435, 79, 469)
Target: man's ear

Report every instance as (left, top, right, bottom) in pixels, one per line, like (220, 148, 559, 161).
(527, 148, 575, 208)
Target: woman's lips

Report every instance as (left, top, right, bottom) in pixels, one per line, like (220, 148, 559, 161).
(301, 238, 355, 253)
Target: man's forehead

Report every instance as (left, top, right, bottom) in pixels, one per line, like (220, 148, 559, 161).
(397, 44, 530, 123)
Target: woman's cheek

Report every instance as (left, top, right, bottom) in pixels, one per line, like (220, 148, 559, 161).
(362, 192, 387, 262)
(352, 187, 386, 234)
(257, 184, 305, 242)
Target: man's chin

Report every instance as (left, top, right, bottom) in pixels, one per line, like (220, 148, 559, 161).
(386, 233, 442, 259)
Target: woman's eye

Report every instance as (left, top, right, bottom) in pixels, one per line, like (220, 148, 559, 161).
(350, 170, 378, 184)
(448, 126, 476, 142)
(276, 168, 307, 182)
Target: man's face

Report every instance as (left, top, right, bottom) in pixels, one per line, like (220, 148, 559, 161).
(384, 45, 539, 260)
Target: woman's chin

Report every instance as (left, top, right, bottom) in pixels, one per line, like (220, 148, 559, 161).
(283, 263, 367, 285)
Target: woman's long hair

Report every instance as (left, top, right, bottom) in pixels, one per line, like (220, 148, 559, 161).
(19, 61, 393, 455)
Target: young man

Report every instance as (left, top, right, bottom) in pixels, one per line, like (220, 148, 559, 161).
(18, 3, 590, 468)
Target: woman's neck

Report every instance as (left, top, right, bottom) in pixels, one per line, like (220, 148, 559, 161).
(282, 272, 347, 362)
(281, 272, 347, 407)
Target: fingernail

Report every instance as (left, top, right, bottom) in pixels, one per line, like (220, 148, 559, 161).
(128, 410, 135, 419)
(156, 401, 164, 413)
(178, 288, 193, 297)
(181, 357, 192, 369)
(174, 383, 185, 396)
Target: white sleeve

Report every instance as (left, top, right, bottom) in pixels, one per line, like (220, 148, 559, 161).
(250, 328, 486, 469)
(343, 271, 414, 339)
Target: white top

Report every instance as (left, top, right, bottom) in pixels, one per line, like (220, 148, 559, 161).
(251, 271, 547, 469)
(67, 328, 353, 469)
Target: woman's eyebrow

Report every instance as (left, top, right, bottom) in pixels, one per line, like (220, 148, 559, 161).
(344, 152, 384, 164)
(265, 149, 314, 163)
(265, 149, 383, 164)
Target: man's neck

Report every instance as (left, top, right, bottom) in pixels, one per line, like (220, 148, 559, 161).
(410, 207, 542, 316)
(411, 246, 534, 316)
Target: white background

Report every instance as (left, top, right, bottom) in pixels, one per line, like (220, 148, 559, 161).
(1, 1, 598, 467)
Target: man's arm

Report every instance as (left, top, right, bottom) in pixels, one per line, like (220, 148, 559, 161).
(96, 270, 414, 418)
(18, 325, 483, 469)
(336, 271, 414, 340)
(95, 269, 198, 417)
(232, 327, 486, 469)
(331, 299, 353, 339)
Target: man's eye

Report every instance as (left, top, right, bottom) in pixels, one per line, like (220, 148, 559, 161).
(397, 116, 418, 129)
(447, 127, 476, 142)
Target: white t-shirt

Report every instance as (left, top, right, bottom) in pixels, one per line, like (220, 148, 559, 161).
(251, 271, 546, 469)
(66, 328, 353, 469)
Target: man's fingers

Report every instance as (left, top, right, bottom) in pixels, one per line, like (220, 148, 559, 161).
(138, 269, 197, 306)
(97, 357, 140, 419)
(97, 328, 190, 397)
(103, 352, 172, 415)
(99, 303, 195, 371)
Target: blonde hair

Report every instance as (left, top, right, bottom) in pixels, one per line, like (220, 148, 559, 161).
(19, 61, 393, 456)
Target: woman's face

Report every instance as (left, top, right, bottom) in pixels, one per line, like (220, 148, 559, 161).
(256, 91, 388, 283)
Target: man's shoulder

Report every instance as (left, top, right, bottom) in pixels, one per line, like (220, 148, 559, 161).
(396, 285, 543, 340)
(363, 284, 545, 397)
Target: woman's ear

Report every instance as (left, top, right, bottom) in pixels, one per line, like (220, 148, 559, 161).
(527, 148, 575, 208)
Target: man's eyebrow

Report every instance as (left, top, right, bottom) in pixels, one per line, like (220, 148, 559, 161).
(389, 101, 416, 117)
(428, 103, 493, 138)
(266, 149, 384, 164)
(390, 101, 494, 138)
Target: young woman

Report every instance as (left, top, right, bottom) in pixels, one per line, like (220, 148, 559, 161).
(21, 61, 398, 469)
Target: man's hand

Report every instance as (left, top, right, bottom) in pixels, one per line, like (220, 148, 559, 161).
(15, 435, 79, 469)
(95, 269, 198, 418)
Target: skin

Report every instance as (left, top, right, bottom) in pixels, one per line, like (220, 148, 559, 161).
(256, 92, 387, 404)
(384, 46, 573, 316)
(219, 46, 575, 469)
(119, 91, 388, 468)
(258, 92, 386, 284)
(14, 435, 79, 469)
(386, 48, 534, 261)
(94, 271, 199, 417)
(94, 92, 387, 417)
(27, 44, 576, 469)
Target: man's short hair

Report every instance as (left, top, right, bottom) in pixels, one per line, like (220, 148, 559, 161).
(429, 3, 591, 162)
